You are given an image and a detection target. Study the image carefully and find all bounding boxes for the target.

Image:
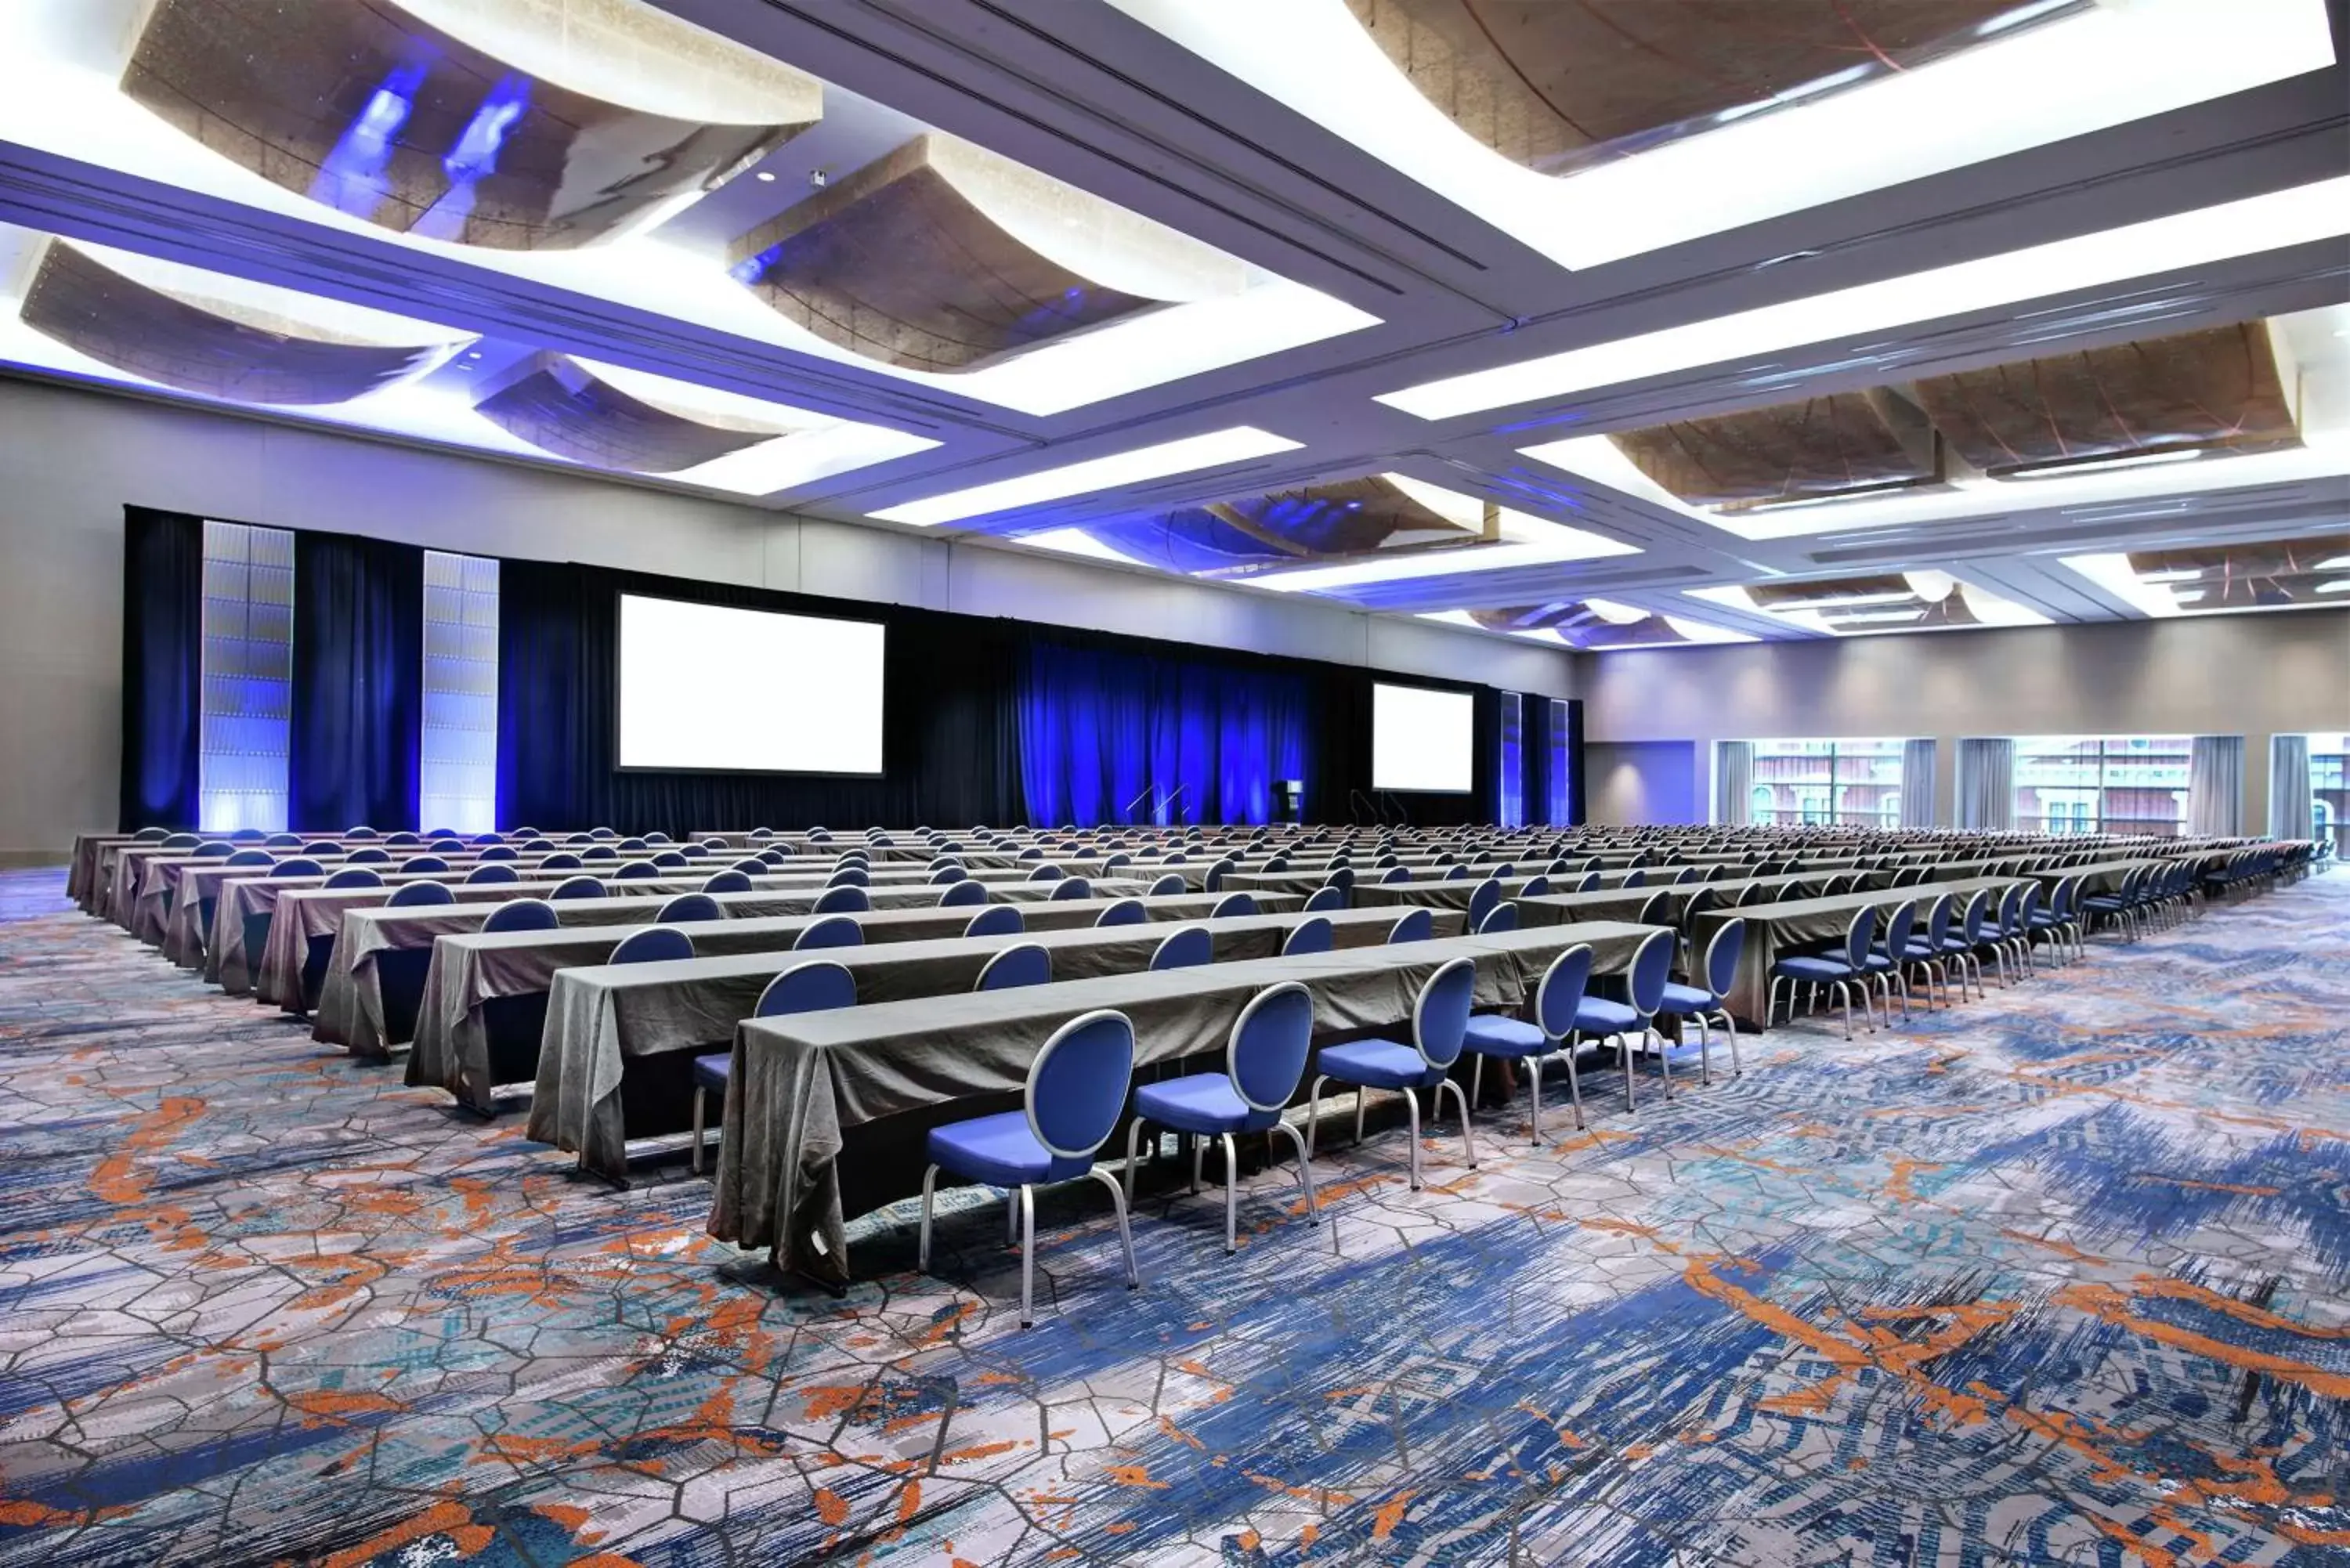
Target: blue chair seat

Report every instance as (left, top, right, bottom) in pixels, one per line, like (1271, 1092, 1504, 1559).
(1773, 956, 1857, 982)
(1314, 1039, 1444, 1090)
(1656, 981, 1713, 1014)
(691, 1052, 729, 1092)
(1131, 1073, 1278, 1135)
(926, 1111, 1095, 1187)
(1459, 1014, 1549, 1059)
(1572, 996, 1641, 1034)
(1903, 940, 1940, 962)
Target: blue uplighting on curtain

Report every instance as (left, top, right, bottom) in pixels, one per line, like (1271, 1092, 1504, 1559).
(1018, 640, 1311, 826)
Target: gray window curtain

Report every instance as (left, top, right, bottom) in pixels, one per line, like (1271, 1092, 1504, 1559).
(2268, 733, 2312, 841)
(2188, 735, 2244, 836)
(1956, 737, 2014, 829)
(1900, 738, 1937, 828)
(1714, 740, 1754, 826)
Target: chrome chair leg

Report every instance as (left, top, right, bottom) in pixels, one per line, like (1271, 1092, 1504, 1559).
(1695, 1013, 1712, 1086)
(1270, 1120, 1318, 1223)
(1437, 1078, 1477, 1170)
(1220, 1132, 1241, 1253)
(917, 1163, 939, 1270)
(1526, 1057, 1547, 1143)
(1121, 1117, 1147, 1204)
(1653, 1025, 1673, 1097)
(1018, 1185, 1036, 1327)
(690, 1086, 709, 1175)
(1402, 1084, 1424, 1190)
(1560, 1033, 1588, 1130)
(1620, 1031, 1639, 1112)
(1306, 1075, 1328, 1162)
(1085, 1166, 1141, 1288)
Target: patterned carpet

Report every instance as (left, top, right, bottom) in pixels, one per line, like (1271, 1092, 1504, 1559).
(1, 867, 2345, 1567)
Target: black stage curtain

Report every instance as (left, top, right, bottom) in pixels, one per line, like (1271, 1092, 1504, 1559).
(496, 561, 1024, 834)
(290, 531, 422, 833)
(118, 506, 204, 830)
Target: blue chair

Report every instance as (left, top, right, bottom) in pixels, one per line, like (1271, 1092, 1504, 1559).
(1149, 925, 1212, 971)
(1027, 864, 1065, 883)
(729, 858, 768, 877)
(1621, 869, 1647, 890)
(1769, 905, 1878, 1039)
(1209, 892, 1256, 919)
(1282, 915, 1334, 956)
(1903, 894, 1957, 1007)
(1145, 873, 1185, 897)
(1307, 956, 1477, 1190)
(643, 833, 672, 846)
(829, 866, 871, 887)
(1203, 858, 1236, 891)
(657, 893, 722, 924)
(323, 867, 381, 890)
(938, 878, 989, 908)
(550, 876, 607, 901)
(612, 927, 693, 965)
(614, 861, 660, 881)
(1938, 890, 1992, 1001)
(1094, 898, 1147, 927)
(1574, 928, 1678, 1109)
(302, 840, 344, 855)
(478, 845, 519, 862)
(483, 899, 558, 934)
(1461, 942, 1595, 1139)
(1123, 981, 1318, 1253)
(653, 851, 689, 870)
(1519, 875, 1550, 899)
(1444, 865, 1470, 881)
(1476, 902, 1519, 934)
(388, 881, 454, 908)
(1386, 908, 1434, 944)
(1656, 918, 1744, 1081)
(2029, 876, 2081, 966)
(812, 885, 869, 915)
(931, 865, 967, 884)
(702, 870, 753, 894)
(344, 826, 380, 841)
(466, 863, 519, 884)
(1862, 901, 1918, 1022)
(190, 840, 233, 858)
(964, 905, 1025, 938)
(225, 848, 274, 868)
(270, 857, 325, 879)
(400, 855, 450, 874)
(976, 942, 1051, 992)
(758, 849, 790, 867)
(616, 838, 649, 854)
(1381, 866, 1412, 883)
(1302, 886, 1345, 913)
(1050, 877, 1094, 901)
(796, 915, 862, 951)
(581, 846, 620, 863)
(538, 851, 582, 871)
(919, 1009, 1139, 1326)
(1574, 871, 1602, 893)
(690, 960, 857, 1173)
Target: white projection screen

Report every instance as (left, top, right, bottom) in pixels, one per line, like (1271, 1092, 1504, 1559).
(617, 594, 885, 774)
(1372, 682, 1474, 793)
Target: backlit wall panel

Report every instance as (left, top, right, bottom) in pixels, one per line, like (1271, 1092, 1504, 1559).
(420, 551, 499, 834)
(198, 519, 295, 832)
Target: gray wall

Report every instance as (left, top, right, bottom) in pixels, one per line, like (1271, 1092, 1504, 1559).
(1585, 741, 1702, 827)
(1579, 613, 2350, 831)
(0, 376, 1574, 860)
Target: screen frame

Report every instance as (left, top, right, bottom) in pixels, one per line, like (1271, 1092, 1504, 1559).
(611, 591, 890, 778)
(1368, 677, 1479, 796)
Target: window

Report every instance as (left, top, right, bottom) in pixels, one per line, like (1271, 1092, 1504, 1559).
(2012, 735, 2190, 836)
(2309, 732, 2347, 852)
(197, 520, 294, 833)
(419, 551, 500, 835)
(1746, 738, 1907, 828)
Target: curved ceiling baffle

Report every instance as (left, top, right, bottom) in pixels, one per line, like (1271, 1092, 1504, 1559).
(120, 0, 822, 250)
(470, 352, 804, 472)
(2065, 532, 2350, 616)
(726, 132, 1253, 371)
(1454, 600, 1753, 651)
(16, 238, 468, 403)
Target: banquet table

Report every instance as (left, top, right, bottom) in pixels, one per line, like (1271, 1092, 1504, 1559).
(407, 889, 1303, 1109)
(708, 919, 1661, 1283)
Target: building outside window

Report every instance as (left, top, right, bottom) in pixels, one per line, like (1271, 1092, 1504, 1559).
(2309, 732, 2348, 854)
(1748, 738, 1904, 827)
(2012, 735, 2189, 836)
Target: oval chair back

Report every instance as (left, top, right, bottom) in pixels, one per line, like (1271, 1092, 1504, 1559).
(1209, 892, 1256, 919)
(272, 858, 325, 878)
(1026, 864, 1064, 882)
(728, 858, 767, 878)
(225, 848, 274, 868)
(1302, 886, 1345, 912)
(1675, 866, 1702, 884)
(478, 845, 519, 862)
(1995, 882, 2026, 935)
(1476, 901, 1519, 934)
(1411, 956, 1479, 1070)
(1146, 873, 1185, 897)
(1958, 890, 1991, 945)
(1575, 871, 1603, 893)
(1701, 919, 1746, 1002)
(976, 942, 1051, 992)
(1382, 866, 1412, 883)
(161, 833, 201, 849)
(653, 851, 689, 870)
(964, 905, 1024, 939)
(303, 840, 344, 855)
(1444, 865, 1470, 881)
(133, 826, 169, 842)
(755, 960, 857, 1017)
(484, 899, 559, 934)
(388, 833, 427, 847)
(1028, 1010, 1136, 1162)
(938, 878, 989, 907)
(1842, 905, 1881, 970)
(1094, 898, 1146, 927)
(400, 856, 450, 874)
(1465, 878, 1502, 932)
(1620, 869, 1646, 889)
(1282, 915, 1334, 956)
(323, 868, 381, 889)
(1535, 944, 1597, 1040)
(701, 870, 753, 894)
(1149, 925, 1212, 971)
(656, 893, 722, 924)
(828, 866, 870, 888)
(1634, 889, 1671, 927)
(1229, 982, 1314, 1115)
(613, 927, 692, 964)
(466, 864, 519, 884)
(1625, 927, 1676, 1018)
(580, 847, 619, 863)
(193, 840, 234, 857)
(614, 838, 647, 854)
(1519, 875, 1549, 899)
(614, 861, 660, 881)
(812, 885, 869, 915)
(1050, 877, 1093, 901)
(930, 864, 967, 884)
(388, 881, 454, 908)
(794, 915, 862, 951)
(538, 852, 581, 871)
(1386, 907, 1434, 944)
(2014, 882, 2043, 933)
(1878, 901, 1917, 966)
(1920, 894, 1954, 951)
(550, 876, 606, 901)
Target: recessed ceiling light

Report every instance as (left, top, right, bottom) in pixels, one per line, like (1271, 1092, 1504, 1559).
(868, 427, 1303, 527)
(2005, 446, 2205, 479)
(755, 170, 776, 182)
(2317, 579, 2350, 594)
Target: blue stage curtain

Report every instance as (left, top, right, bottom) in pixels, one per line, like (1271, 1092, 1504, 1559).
(290, 530, 423, 833)
(1018, 638, 1311, 826)
(118, 506, 204, 829)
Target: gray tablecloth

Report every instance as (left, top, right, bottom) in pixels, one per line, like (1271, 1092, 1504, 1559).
(710, 919, 1660, 1283)
(409, 890, 1300, 1109)
(530, 905, 1434, 1183)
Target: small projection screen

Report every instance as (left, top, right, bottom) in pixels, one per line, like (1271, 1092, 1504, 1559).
(616, 594, 885, 774)
(1371, 681, 1473, 793)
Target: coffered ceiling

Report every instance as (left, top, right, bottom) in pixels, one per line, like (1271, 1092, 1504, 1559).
(0, 0, 2345, 652)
